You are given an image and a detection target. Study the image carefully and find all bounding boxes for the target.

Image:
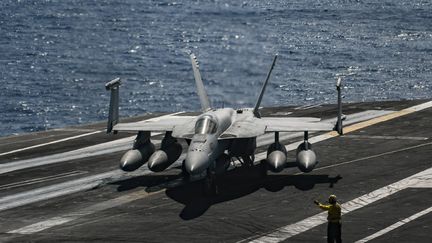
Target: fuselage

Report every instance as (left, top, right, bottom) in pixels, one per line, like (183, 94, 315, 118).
(184, 108, 235, 175)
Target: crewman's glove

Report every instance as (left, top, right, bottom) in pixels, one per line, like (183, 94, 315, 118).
(314, 200, 319, 205)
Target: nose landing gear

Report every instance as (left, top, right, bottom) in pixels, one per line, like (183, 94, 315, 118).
(203, 169, 218, 196)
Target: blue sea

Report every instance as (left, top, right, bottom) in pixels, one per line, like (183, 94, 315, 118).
(1, 0, 431, 137)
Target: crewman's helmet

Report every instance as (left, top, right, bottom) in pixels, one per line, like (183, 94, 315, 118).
(328, 195, 337, 204)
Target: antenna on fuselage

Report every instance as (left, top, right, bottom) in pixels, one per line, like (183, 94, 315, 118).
(253, 54, 278, 118)
(190, 53, 212, 112)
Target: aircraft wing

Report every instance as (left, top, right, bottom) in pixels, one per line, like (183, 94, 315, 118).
(219, 117, 334, 139)
(259, 117, 334, 132)
(219, 121, 267, 139)
(113, 116, 196, 135)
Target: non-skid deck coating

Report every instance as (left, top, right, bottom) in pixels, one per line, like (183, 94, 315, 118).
(0, 100, 431, 243)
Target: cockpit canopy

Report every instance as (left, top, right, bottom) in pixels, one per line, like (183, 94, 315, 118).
(195, 115, 218, 134)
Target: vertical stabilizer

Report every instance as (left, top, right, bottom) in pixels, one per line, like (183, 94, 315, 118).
(105, 78, 121, 133)
(253, 54, 278, 118)
(190, 54, 211, 112)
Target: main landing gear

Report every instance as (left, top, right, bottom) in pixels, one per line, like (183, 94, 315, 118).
(236, 155, 255, 167)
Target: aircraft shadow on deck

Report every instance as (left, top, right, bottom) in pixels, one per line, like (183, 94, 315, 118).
(112, 165, 342, 220)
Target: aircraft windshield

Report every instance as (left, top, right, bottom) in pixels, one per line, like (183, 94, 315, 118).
(195, 116, 217, 134)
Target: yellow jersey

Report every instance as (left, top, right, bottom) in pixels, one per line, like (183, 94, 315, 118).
(319, 203, 341, 223)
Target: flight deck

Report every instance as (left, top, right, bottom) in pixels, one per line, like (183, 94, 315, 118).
(0, 100, 431, 242)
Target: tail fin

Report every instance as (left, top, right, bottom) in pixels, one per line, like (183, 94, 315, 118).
(190, 54, 211, 112)
(253, 54, 278, 118)
(335, 77, 343, 135)
(105, 78, 121, 133)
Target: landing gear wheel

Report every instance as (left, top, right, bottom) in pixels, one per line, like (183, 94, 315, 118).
(203, 170, 218, 196)
(242, 155, 255, 167)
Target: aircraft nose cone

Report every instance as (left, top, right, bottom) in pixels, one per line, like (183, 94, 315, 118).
(185, 151, 209, 175)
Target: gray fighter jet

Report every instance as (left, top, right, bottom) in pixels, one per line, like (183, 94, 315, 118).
(105, 54, 343, 194)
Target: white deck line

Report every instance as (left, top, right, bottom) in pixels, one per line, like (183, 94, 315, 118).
(0, 170, 88, 190)
(355, 206, 432, 243)
(0, 131, 102, 156)
(0, 169, 143, 212)
(0, 112, 183, 157)
(0, 136, 138, 175)
(248, 167, 432, 243)
(0, 152, 186, 213)
(8, 190, 159, 235)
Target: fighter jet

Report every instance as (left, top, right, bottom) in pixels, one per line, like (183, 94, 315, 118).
(105, 54, 343, 194)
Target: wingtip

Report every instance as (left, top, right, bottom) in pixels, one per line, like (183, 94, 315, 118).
(336, 77, 342, 88)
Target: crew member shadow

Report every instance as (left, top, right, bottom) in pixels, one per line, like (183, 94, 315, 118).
(113, 164, 342, 221)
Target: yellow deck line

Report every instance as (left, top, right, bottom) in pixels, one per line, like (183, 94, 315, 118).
(328, 101, 432, 137)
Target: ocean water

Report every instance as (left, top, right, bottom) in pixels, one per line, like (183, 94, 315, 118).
(1, 0, 431, 137)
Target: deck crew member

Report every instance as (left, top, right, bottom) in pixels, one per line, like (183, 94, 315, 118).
(314, 194, 342, 243)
